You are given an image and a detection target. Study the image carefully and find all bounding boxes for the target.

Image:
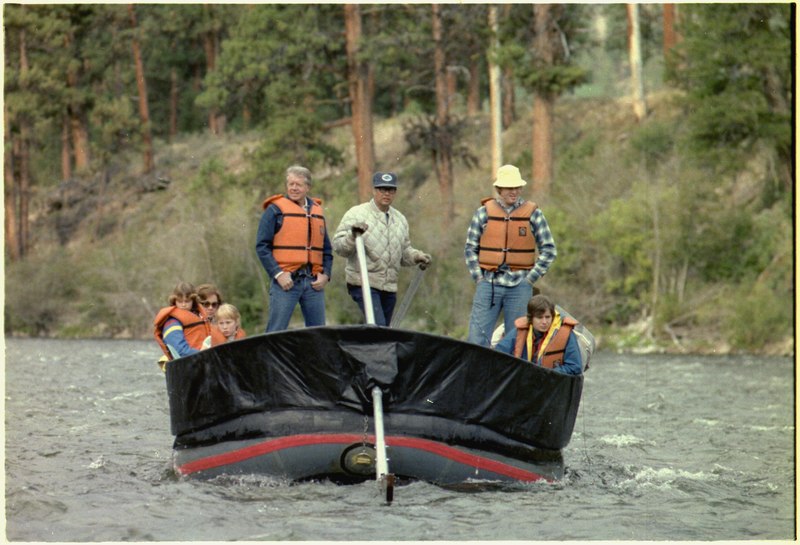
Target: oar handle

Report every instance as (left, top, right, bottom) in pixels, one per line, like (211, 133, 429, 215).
(372, 385, 393, 504)
(354, 233, 376, 325)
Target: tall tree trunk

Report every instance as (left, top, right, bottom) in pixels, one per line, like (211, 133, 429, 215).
(202, 9, 222, 135)
(203, 32, 218, 134)
(69, 111, 91, 171)
(531, 4, 556, 196)
(18, 26, 31, 255)
(627, 4, 647, 121)
(466, 57, 480, 116)
(650, 173, 661, 336)
(501, 4, 516, 130)
(531, 95, 554, 196)
(662, 4, 677, 58)
(502, 67, 516, 130)
(61, 114, 72, 181)
(19, 127, 30, 256)
(446, 66, 458, 110)
(432, 4, 454, 224)
(64, 32, 90, 170)
(488, 5, 503, 173)
(4, 104, 21, 262)
(129, 4, 155, 174)
(169, 67, 178, 140)
(344, 4, 375, 202)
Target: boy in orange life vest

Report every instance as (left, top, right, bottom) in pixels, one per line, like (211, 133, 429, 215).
(214, 303, 246, 343)
(255, 165, 333, 332)
(495, 294, 582, 375)
(464, 164, 557, 347)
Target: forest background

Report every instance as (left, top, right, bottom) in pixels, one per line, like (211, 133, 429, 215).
(3, 4, 794, 356)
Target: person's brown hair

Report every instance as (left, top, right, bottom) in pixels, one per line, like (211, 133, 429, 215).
(196, 283, 223, 305)
(168, 281, 196, 305)
(527, 294, 555, 321)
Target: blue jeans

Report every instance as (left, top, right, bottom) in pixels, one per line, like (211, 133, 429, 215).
(265, 276, 326, 332)
(347, 284, 397, 327)
(467, 280, 532, 347)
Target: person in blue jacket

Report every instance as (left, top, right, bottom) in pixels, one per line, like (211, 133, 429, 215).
(495, 294, 582, 375)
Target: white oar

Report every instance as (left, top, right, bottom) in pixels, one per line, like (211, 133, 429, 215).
(354, 232, 394, 504)
(372, 384, 394, 503)
(354, 233, 375, 324)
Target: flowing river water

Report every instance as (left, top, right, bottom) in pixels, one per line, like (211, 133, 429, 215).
(4, 338, 795, 541)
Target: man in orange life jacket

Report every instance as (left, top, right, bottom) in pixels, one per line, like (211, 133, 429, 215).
(255, 165, 333, 332)
(495, 294, 582, 375)
(464, 164, 557, 347)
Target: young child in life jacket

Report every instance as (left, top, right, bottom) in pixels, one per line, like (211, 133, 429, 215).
(215, 303, 247, 343)
(154, 281, 204, 370)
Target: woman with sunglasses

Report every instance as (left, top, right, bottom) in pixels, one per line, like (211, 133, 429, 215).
(195, 283, 223, 324)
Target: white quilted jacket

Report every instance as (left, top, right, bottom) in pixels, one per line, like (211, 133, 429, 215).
(332, 200, 426, 292)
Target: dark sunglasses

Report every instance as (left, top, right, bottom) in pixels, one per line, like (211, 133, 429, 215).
(200, 301, 219, 309)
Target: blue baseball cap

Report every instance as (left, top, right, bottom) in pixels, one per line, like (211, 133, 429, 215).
(372, 172, 398, 188)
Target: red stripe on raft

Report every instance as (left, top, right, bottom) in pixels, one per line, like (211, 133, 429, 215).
(386, 436, 547, 482)
(176, 433, 547, 482)
(177, 433, 363, 476)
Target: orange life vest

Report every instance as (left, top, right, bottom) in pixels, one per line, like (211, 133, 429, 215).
(210, 325, 246, 346)
(478, 199, 538, 271)
(262, 194, 326, 274)
(512, 315, 577, 369)
(153, 306, 214, 359)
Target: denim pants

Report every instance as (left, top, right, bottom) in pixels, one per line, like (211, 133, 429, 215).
(265, 276, 326, 332)
(467, 280, 532, 347)
(347, 284, 397, 326)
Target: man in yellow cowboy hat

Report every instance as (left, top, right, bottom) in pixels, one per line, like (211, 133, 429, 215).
(464, 164, 557, 347)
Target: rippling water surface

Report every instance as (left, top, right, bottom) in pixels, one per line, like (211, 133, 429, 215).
(4, 338, 795, 541)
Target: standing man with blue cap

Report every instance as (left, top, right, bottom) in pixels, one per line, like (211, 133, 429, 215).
(464, 164, 557, 347)
(333, 172, 431, 326)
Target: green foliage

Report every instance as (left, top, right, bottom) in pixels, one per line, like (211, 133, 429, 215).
(591, 186, 653, 303)
(721, 281, 792, 351)
(5, 248, 82, 336)
(670, 4, 792, 188)
(494, 5, 589, 96)
(402, 115, 480, 171)
(190, 158, 241, 193)
(628, 121, 675, 171)
(89, 95, 138, 164)
(248, 108, 344, 187)
(520, 65, 589, 96)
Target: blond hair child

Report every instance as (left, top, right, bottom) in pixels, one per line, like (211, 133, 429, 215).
(215, 303, 246, 342)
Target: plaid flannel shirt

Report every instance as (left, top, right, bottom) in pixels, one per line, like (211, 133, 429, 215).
(464, 198, 557, 287)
